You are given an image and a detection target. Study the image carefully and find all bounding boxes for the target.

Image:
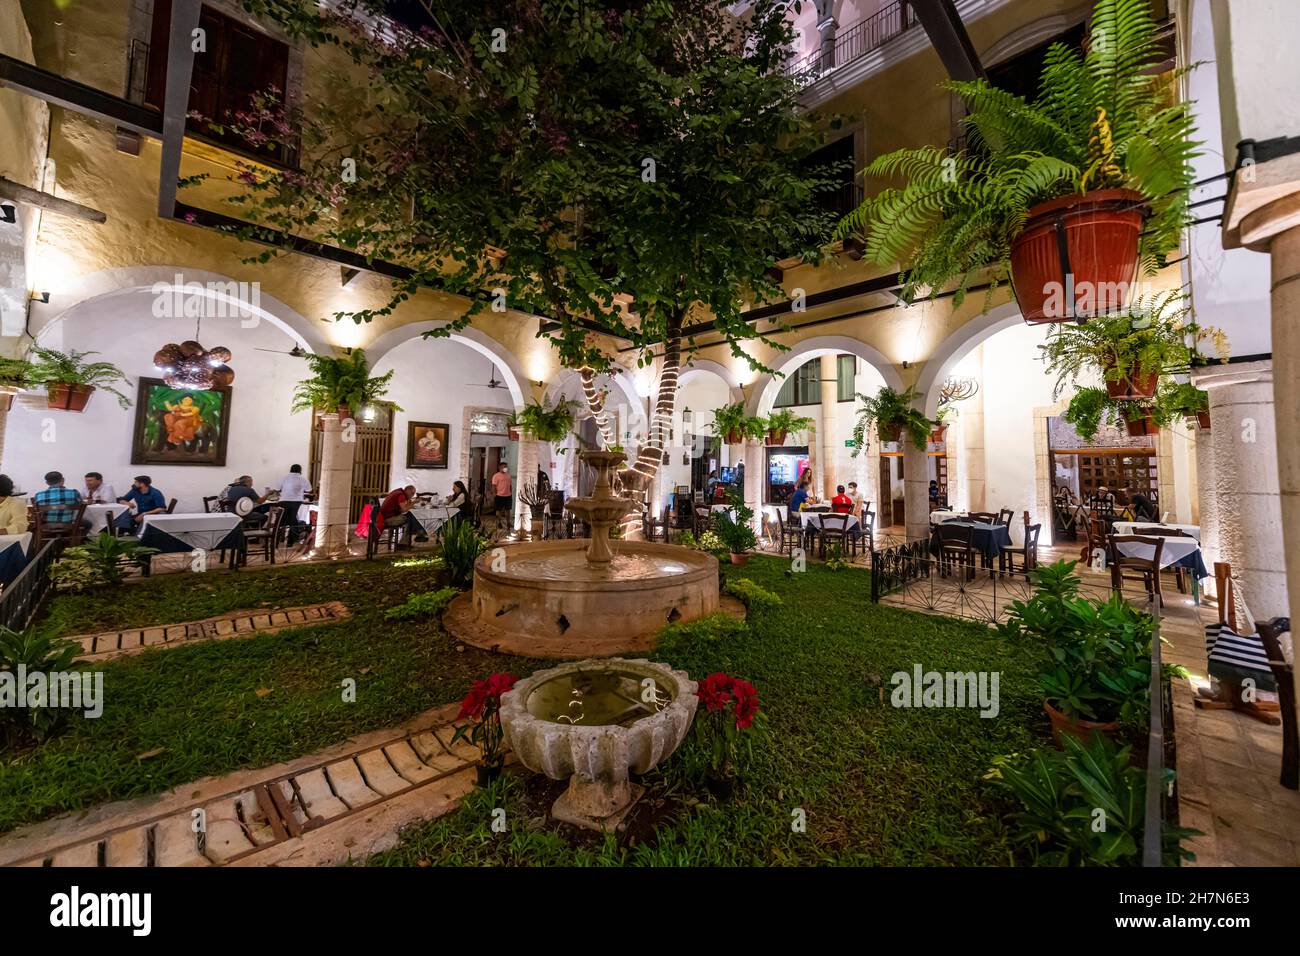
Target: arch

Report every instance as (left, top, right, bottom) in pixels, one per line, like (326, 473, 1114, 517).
(980, 14, 1086, 69)
(679, 358, 745, 405)
(913, 302, 1025, 418)
(366, 321, 529, 408)
(29, 265, 333, 356)
(541, 366, 642, 421)
(746, 334, 903, 416)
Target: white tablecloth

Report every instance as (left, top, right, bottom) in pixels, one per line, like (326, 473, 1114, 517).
(139, 513, 242, 550)
(0, 532, 32, 556)
(929, 510, 966, 524)
(798, 511, 859, 531)
(1113, 521, 1201, 541)
(409, 505, 456, 534)
(1113, 534, 1201, 569)
(84, 503, 121, 534)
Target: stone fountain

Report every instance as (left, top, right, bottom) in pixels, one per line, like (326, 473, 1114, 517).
(444, 449, 721, 658)
(499, 658, 697, 831)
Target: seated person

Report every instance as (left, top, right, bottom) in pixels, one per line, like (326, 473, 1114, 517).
(224, 476, 267, 526)
(1127, 487, 1158, 522)
(446, 480, 473, 526)
(0, 474, 29, 534)
(830, 484, 854, 514)
(928, 479, 940, 503)
(788, 481, 810, 515)
(379, 484, 426, 544)
(83, 472, 117, 505)
(114, 476, 167, 533)
(34, 471, 83, 529)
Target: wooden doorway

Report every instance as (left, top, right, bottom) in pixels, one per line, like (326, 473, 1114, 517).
(308, 404, 395, 523)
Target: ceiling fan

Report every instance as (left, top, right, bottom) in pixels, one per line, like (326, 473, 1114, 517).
(254, 345, 308, 357)
(466, 360, 508, 390)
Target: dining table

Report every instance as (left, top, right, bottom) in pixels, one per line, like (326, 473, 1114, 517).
(1109, 522, 1208, 600)
(84, 502, 123, 534)
(928, 519, 1014, 563)
(137, 513, 245, 571)
(0, 531, 32, 587)
(408, 504, 457, 537)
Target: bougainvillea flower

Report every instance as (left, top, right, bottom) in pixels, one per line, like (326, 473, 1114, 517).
(732, 679, 761, 729)
(697, 672, 736, 712)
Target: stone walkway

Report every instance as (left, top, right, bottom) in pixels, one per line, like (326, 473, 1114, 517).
(0, 705, 478, 867)
(70, 602, 351, 662)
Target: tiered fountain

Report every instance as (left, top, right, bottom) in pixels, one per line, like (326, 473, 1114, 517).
(443, 449, 720, 658)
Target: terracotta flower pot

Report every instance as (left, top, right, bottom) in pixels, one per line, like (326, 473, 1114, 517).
(1009, 188, 1146, 324)
(766, 429, 787, 446)
(929, 424, 948, 443)
(725, 427, 743, 445)
(0, 388, 17, 412)
(879, 422, 903, 444)
(1104, 364, 1159, 400)
(1044, 699, 1121, 749)
(729, 552, 749, 566)
(1124, 416, 1159, 438)
(1194, 410, 1211, 430)
(45, 382, 96, 412)
(337, 403, 352, 421)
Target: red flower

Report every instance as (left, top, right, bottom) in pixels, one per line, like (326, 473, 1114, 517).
(732, 679, 760, 729)
(696, 673, 736, 712)
(457, 673, 517, 721)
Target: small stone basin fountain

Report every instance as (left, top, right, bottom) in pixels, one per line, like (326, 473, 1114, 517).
(500, 658, 697, 831)
(444, 449, 722, 657)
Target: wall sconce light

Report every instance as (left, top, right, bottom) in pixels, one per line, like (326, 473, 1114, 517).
(361, 403, 378, 423)
(0, 204, 15, 224)
(31, 291, 50, 304)
(340, 267, 362, 288)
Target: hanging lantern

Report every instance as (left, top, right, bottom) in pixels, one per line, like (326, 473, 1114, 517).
(154, 340, 235, 390)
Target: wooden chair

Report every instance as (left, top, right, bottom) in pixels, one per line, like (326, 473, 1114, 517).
(641, 510, 660, 543)
(1079, 514, 1108, 566)
(778, 510, 805, 557)
(693, 505, 713, 538)
(934, 522, 976, 580)
(1134, 525, 1193, 593)
(241, 505, 284, 566)
(33, 501, 88, 549)
(1256, 617, 1297, 790)
(202, 495, 221, 513)
(968, 511, 998, 524)
(1000, 515, 1042, 579)
(996, 508, 1015, 527)
(817, 513, 853, 560)
(1108, 534, 1165, 606)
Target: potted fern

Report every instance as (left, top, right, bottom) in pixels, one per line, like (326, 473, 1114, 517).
(850, 386, 931, 451)
(1062, 388, 1158, 440)
(507, 397, 577, 444)
(290, 349, 399, 422)
(0, 357, 33, 412)
(713, 488, 758, 565)
(1162, 381, 1210, 430)
(712, 402, 765, 445)
(764, 408, 813, 446)
(1040, 293, 1228, 400)
(930, 405, 954, 443)
(26, 347, 132, 411)
(835, 0, 1197, 324)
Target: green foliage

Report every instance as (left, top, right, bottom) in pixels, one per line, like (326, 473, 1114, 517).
(1062, 387, 1124, 442)
(656, 612, 747, 656)
(441, 520, 487, 588)
(25, 347, 132, 409)
(290, 349, 399, 415)
(0, 357, 33, 388)
(763, 408, 814, 437)
(850, 386, 932, 452)
(712, 488, 758, 555)
(1151, 380, 1208, 426)
(987, 733, 1196, 866)
(507, 398, 578, 443)
(0, 627, 83, 747)
(723, 578, 782, 614)
(139, 384, 226, 450)
(835, 0, 1198, 306)
(49, 537, 158, 592)
(997, 561, 1156, 732)
(1040, 292, 1229, 399)
(711, 402, 766, 442)
(384, 587, 458, 621)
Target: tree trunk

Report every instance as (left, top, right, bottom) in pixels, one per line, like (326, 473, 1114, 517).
(628, 316, 682, 489)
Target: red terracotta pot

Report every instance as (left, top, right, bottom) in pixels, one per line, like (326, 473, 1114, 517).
(0, 390, 15, 412)
(879, 422, 903, 444)
(729, 552, 749, 566)
(1009, 189, 1146, 324)
(1104, 365, 1159, 400)
(725, 427, 743, 445)
(1124, 416, 1159, 438)
(45, 382, 95, 412)
(929, 424, 948, 443)
(766, 429, 787, 446)
(1044, 699, 1121, 749)
(1196, 410, 1211, 430)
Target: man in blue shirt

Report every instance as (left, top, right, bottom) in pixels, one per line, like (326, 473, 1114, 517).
(115, 475, 167, 533)
(33, 471, 83, 525)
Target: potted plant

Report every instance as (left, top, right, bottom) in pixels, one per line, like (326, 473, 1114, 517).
(451, 672, 518, 786)
(692, 672, 762, 799)
(0, 357, 33, 412)
(290, 349, 399, 422)
(711, 402, 765, 445)
(1158, 381, 1211, 430)
(929, 405, 954, 443)
(835, 0, 1197, 323)
(507, 397, 578, 444)
(712, 488, 758, 565)
(1040, 293, 1229, 400)
(763, 408, 813, 446)
(26, 347, 132, 412)
(850, 386, 931, 451)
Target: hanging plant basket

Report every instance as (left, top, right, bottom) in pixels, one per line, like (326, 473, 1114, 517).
(0, 387, 18, 412)
(1009, 189, 1147, 325)
(1123, 415, 1159, 438)
(929, 423, 948, 443)
(45, 382, 96, 412)
(725, 427, 743, 445)
(508, 427, 521, 442)
(766, 428, 787, 446)
(1195, 410, 1211, 430)
(878, 422, 903, 444)
(1103, 363, 1159, 400)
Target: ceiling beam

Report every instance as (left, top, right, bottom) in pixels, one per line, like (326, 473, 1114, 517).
(157, 0, 202, 218)
(0, 53, 162, 137)
(0, 176, 107, 224)
(907, 0, 985, 81)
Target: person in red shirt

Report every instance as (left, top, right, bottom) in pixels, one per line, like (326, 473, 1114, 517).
(830, 484, 854, 514)
(380, 484, 424, 545)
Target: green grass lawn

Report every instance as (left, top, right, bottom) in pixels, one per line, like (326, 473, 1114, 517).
(4, 555, 1048, 863)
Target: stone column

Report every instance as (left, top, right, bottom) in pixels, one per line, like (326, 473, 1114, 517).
(744, 437, 763, 537)
(819, 354, 838, 498)
(814, 0, 838, 67)
(1270, 225, 1300, 626)
(1190, 361, 1288, 618)
(903, 441, 930, 542)
(515, 432, 540, 538)
(315, 413, 356, 556)
(1192, 419, 1218, 591)
(961, 351, 987, 512)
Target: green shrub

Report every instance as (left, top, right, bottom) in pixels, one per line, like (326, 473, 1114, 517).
(441, 521, 487, 588)
(49, 536, 158, 592)
(657, 612, 747, 655)
(385, 587, 459, 621)
(723, 578, 782, 615)
(0, 626, 83, 746)
(987, 733, 1197, 866)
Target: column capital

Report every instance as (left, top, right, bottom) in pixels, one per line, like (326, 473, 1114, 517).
(1190, 358, 1273, 390)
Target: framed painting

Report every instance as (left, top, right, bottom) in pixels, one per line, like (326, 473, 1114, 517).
(131, 378, 232, 466)
(406, 421, 449, 469)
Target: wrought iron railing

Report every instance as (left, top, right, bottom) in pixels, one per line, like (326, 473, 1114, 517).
(787, 1, 920, 88)
(0, 540, 64, 632)
(1143, 594, 1169, 867)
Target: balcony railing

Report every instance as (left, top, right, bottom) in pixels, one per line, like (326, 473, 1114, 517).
(787, 1, 920, 89)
